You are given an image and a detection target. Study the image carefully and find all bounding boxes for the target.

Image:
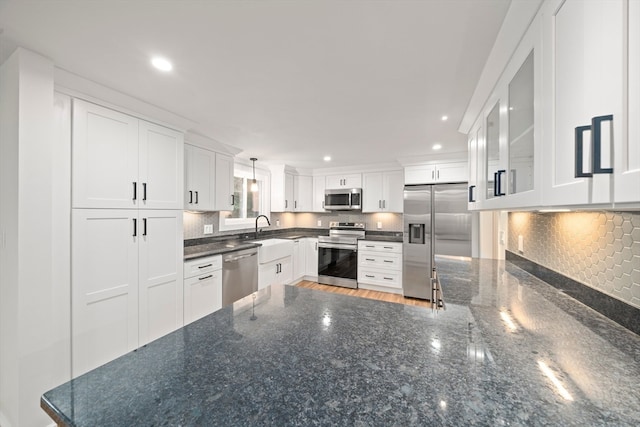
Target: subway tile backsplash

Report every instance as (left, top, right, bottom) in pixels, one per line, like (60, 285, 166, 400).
(508, 211, 640, 310)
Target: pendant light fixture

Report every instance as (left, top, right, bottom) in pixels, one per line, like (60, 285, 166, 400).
(250, 157, 259, 192)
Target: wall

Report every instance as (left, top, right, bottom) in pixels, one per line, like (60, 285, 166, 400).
(184, 211, 403, 240)
(508, 211, 640, 309)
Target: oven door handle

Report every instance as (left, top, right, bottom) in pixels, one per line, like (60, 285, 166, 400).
(318, 243, 357, 250)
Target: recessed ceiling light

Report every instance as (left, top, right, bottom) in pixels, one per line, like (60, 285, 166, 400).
(151, 57, 173, 72)
(323, 156, 331, 162)
(433, 144, 442, 150)
(441, 115, 448, 121)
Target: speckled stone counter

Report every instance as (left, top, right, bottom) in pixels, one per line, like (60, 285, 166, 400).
(42, 257, 640, 426)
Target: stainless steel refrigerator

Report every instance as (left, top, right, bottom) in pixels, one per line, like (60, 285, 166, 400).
(402, 183, 471, 299)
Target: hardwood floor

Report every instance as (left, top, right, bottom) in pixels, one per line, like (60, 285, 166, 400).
(296, 280, 433, 308)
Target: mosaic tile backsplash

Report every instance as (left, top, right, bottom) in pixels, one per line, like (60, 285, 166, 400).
(183, 211, 403, 240)
(508, 211, 640, 309)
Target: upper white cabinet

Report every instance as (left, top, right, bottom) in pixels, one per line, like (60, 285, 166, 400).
(184, 144, 214, 210)
(184, 145, 234, 212)
(270, 165, 294, 212)
(467, 121, 483, 209)
(326, 173, 362, 189)
(294, 175, 313, 212)
(542, 0, 631, 207)
(214, 153, 234, 211)
(404, 162, 467, 185)
(362, 170, 404, 213)
(312, 175, 326, 212)
(72, 209, 183, 376)
(624, 0, 640, 204)
(73, 99, 183, 210)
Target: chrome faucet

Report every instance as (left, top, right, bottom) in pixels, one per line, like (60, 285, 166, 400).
(255, 215, 271, 239)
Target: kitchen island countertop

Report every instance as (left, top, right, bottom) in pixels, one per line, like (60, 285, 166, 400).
(41, 257, 640, 426)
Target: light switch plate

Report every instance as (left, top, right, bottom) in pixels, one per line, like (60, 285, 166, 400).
(276, 220, 280, 227)
(377, 221, 382, 229)
(518, 235, 524, 252)
(317, 220, 322, 227)
(204, 224, 213, 234)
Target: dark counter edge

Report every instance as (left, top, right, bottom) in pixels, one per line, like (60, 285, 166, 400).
(41, 394, 71, 427)
(506, 250, 640, 335)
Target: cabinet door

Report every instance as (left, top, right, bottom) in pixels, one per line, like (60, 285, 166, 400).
(138, 210, 183, 346)
(294, 175, 313, 212)
(435, 162, 468, 183)
(617, 0, 640, 203)
(284, 173, 295, 211)
(72, 99, 138, 209)
(184, 145, 214, 210)
(304, 238, 318, 277)
(138, 120, 184, 210)
(72, 209, 139, 377)
(278, 256, 293, 285)
(343, 174, 362, 188)
(312, 175, 326, 212)
(485, 100, 505, 201)
(545, 0, 623, 206)
(184, 270, 222, 325)
(258, 262, 277, 290)
(404, 165, 437, 184)
(292, 240, 305, 281)
(382, 170, 404, 212)
(468, 122, 482, 209)
(362, 172, 384, 212)
(214, 153, 234, 211)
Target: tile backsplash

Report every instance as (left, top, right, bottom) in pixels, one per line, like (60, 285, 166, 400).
(183, 211, 403, 240)
(508, 211, 640, 309)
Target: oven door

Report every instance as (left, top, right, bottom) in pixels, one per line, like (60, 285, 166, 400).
(317, 243, 358, 289)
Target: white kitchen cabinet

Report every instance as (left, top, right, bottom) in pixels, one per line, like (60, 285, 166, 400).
(357, 241, 403, 294)
(214, 153, 235, 211)
(312, 175, 326, 212)
(362, 170, 404, 213)
(258, 256, 292, 289)
(467, 120, 483, 210)
(292, 239, 305, 282)
(183, 255, 222, 325)
(138, 210, 184, 346)
(184, 144, 214, 210)
(73, 99, 183, 210)
(294, 175, 313, 212)
(270, 165, 295, 212)
(542, 0, 627, 207)
(72, 209, 183, 376)
(326, 173, 362, 189)
(304, 238, 318, 279)
(404, 162, 467, 185)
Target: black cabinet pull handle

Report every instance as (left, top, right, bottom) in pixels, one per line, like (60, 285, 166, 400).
(198, 264, 213, 269)
(142, 183, 147, 201)
(143, 218, 147, 236)
(592, 114, 614, 174)
(575, 125, 593, 178)
(295, 200, 297, 209)
(230, 194, 235, 206)
(469, 185, 476, 202)
(365, 274, 375, 278)
(189, 190, 193, 204)
(133, 182, 137, 201)
(195, 191, 198, 204)
(132, 218, 137, 237)
(199, 274, 213, 281)
(494, 170, 506, 196)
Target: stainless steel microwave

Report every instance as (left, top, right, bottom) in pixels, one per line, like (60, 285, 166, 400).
(324, 188, 362, 210)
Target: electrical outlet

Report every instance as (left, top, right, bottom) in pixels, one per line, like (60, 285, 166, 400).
(204, 224, 213, 234)
(317, 220, 322, 227)
(377, 221, 382, 229)
(276, 220, 280, 227)
(518, 235, 524, 252)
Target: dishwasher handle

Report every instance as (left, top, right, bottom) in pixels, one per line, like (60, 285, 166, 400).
(223, 250, 258, 263)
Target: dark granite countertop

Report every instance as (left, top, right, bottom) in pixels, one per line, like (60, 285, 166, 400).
(42, 257, 640, 426)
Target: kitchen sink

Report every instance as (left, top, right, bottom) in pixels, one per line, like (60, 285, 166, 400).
(256, 239, 294, 264)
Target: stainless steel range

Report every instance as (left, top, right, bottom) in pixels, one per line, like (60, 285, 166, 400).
(318, 222, 365, 289)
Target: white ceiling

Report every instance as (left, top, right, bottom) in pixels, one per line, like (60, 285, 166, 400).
(0, 0, 510, 169)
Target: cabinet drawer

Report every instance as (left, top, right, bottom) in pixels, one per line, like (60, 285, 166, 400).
(358, 241, 402, 254)
(358, 268, 402, 289)
(184, 255, 222, 279)
(184, 270, 222, 324)
(359, 252, 401, 270)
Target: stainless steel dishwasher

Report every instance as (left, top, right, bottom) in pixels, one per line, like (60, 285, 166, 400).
(222, 247, 258, 306)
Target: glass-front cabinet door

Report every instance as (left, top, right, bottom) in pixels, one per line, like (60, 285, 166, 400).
(508, 51, 534, 195)
(485, 101, 502, 201)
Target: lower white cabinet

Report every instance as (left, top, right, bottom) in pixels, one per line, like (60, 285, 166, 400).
(184, 255, 222, 325)
(258, 256, 292, 289)
(71, 209, 183, 377)
(304, 238, 319, 279)
(292, 239, 304, 282)
(357, 241, 403, 293)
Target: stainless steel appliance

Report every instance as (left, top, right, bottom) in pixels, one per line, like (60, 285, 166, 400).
(222, 247, 258, 306)
(324, 188, 362, 210)
(318, 222, 365, 288)
(402, 183, 471, 300)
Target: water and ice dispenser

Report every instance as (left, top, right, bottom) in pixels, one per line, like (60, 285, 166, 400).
(408, 223, 425, 244)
